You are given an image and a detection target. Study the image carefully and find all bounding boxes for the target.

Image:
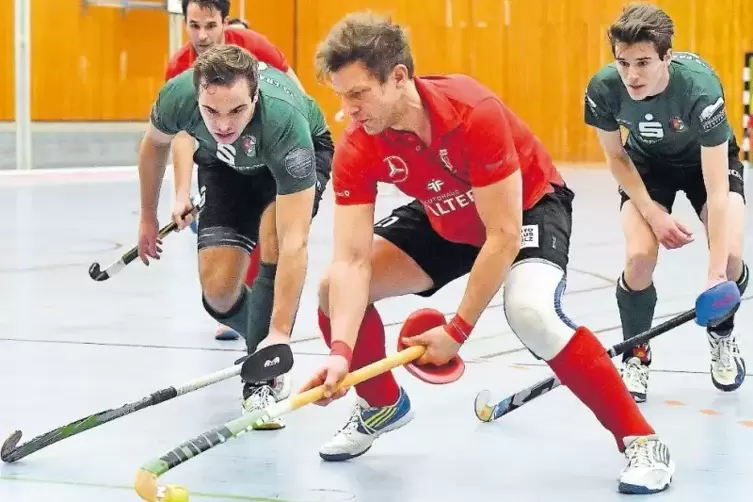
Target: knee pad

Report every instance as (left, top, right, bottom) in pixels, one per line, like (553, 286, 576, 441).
(503, 259, 578, 361)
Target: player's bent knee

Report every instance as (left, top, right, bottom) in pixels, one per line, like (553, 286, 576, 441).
(199, 247, 248, 313)
(503, 259, 578, 361)
(624, 251, 658, 285)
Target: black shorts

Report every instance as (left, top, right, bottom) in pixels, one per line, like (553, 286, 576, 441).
(620, 143, 746, 216)
(374, 183, 574, 297)
(196, 131, 332, 254)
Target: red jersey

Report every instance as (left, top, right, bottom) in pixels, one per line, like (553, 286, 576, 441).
(332, 74, 564, 247)
(165, 29, 290, 80)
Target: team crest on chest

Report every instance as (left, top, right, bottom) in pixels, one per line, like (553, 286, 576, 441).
(669, 117, 687, 132)
(438, 148, 456, 174)
(241, 135, 256, 157)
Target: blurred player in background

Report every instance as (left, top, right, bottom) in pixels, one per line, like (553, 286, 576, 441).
(584, 3, 747, 402)
(300, 12, 674, 495)
(165, 0, 327, 341)
(227, 17, 249, 29)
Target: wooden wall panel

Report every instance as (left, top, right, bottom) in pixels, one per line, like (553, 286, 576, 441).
(486, 0, 753, 162)
(237, 0, 295, 66)
(0, 0, 12, 121)
(12, 0, 753, 158)
(295, 0, 753, 162)
(31, 0, 168, 121)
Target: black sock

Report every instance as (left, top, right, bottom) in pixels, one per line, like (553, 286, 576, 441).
(708, 262, 748, 337)
(203, 262, 277, 354)
(616, 273, 657, 365)
(243, 262, 277, 353)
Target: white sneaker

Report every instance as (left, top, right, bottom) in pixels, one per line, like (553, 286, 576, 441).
(707, 330, 746, 391)
(621, 357, 649, 403)
(618, 435, 674, 494)
(241, 373, 292, 430)
(319, 387, 414, 462)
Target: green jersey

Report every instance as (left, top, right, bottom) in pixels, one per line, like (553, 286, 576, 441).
(150, 62, 328, 195)
(584, 52, 734, 167)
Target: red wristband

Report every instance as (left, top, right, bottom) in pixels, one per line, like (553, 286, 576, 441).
(445, 314, 474, 344)
(330, 340, 353, 365)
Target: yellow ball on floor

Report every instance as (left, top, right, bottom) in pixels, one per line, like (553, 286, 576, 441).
(163, 484, 189, 502)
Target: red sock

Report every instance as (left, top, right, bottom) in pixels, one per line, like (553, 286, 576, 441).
(317, 306, 400, 407)
(547, 327, 655, 452)
(245, 248, 261, 287)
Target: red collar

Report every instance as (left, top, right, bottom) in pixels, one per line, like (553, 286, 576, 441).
(414, 76, 461, 134)
(382, 77, 462, 145)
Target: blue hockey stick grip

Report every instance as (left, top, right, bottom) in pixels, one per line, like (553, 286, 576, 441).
(695, 280, 740, 327)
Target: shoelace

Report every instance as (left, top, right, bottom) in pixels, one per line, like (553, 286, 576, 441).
(625, 362, 647, 388)
(627, 440, 655, 468)
(716, 337, 736, 371)
(337, 405, 366, 437)
(248, 385, 273, 409)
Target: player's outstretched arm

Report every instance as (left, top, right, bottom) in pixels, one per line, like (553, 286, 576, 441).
(700, 142, 730, 284)
(138, 122, 174, 218)
(136, 121, 174, 264)
(170, 131, 197, 201)
(457, 170, 523, 325)
(692, 87, 733, 285)
(271, 184, 316, 337)
(328, 203, 376, 349)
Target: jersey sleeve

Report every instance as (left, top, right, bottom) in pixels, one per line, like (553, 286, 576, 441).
(164, 59, 179, 81)
(463, 98, 521, 187)
(263, 107, 317, 195)
(234, 30, 290, 72)
(583, 73, 620, 132)
(149, 74, 196, 136)
(688, 82, 731, 147)
(164, 46, 190, 81)
(331, 135, 380, 205)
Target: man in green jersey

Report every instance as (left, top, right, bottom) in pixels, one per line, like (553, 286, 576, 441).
(136, 44, 333, 427)
(585, 3, 747, 402)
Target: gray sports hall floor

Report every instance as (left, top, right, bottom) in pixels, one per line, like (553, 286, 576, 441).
(0, 166, 751, 502)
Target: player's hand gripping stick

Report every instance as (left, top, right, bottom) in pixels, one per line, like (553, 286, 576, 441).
(88, 193, 202, 281)
(134, 309, 464, 502)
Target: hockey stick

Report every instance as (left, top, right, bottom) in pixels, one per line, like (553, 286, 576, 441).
(0, 345, 292, 464)
(88, 193, 202, 282)
(133, 345, 426, 502)
(474, 308, 697, 423)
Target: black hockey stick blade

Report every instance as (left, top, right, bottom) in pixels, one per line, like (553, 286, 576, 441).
(474, 307, 697, 423)
(1, 356, 245, 463)
(240, 344, 294, 382)
(88, 194, 202, 282)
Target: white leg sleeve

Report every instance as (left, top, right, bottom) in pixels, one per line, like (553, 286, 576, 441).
(503, 259, 578, 362)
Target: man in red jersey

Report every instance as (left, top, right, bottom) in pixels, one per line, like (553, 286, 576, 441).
(161, 0, 330, 346)
(299, 12, 674, 495)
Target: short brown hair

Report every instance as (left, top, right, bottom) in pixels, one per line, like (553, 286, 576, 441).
(314, 11, 415, 84)
(607, 3, 674, 58)
(193, 44, 259, 97)
(182, 0, 229, 19)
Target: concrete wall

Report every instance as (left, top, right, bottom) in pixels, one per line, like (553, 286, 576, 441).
(0, 122, 146, 170)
